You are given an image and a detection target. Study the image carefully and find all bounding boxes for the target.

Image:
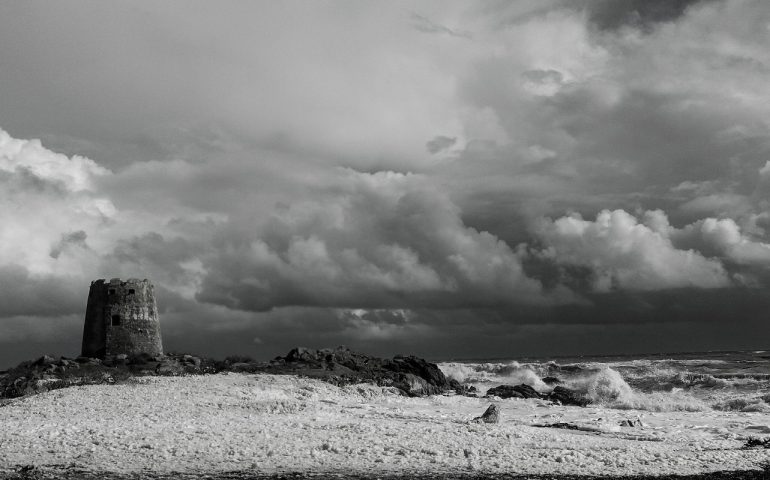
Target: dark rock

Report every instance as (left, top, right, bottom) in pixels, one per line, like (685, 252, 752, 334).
(33, 355, 56, 367)
(75, 356, 101, 364)
(393, 373, 438, 396)
(155, 359, 184, 376)
(268, 347, 452, 397)
(182, 355, 202, 368)
(449, 378, 476, 396)
(384, 355, 448, 389)
(59, 359, 79, 369)
(285, 347, 320, 363)
(473, 404, 500, 423)
(44, 364, 61, 374)
(127, 353, 155, 365)
(224, 354, 255, 365)
(542, 376, 562, 385)
(486, 385, 520, 399)
(743, 437, 770, 449)
(513, 384, 541, 398)
(619, 418, 644, 427)
(2, 347, 453, 400)
(486, 384, 541, 399)
(547, 385, 590, 407)
(230, 362, 259, 372)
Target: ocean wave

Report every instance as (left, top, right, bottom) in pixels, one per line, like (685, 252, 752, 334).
(439, 357, 770, 413)
(438, 362, 548, 391)
(712, 396, 770, 413)
(565, 367, 707, 412)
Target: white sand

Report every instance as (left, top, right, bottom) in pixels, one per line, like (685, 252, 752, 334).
(0, 373, 768, 476)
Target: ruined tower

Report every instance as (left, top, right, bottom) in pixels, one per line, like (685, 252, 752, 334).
(81, 278, 163, 358)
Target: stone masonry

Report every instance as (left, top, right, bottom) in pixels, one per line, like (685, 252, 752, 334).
(81, 278, 163, 358)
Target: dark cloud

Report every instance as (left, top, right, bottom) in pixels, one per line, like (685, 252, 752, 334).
(2, 2, 770, 368)
(111, 232, 199, 281)
(582, 0, 717, 31)
(197, 170, 571, 312)
(425, 136, 457, 154)
(0, 266, 82, 317)
(49, 230, 88, 259)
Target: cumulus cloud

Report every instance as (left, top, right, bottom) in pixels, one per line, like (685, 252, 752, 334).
(197, 170, 571, 311)
(0, 129, 109, 191)
(0, 128, 116, 279)
(0, 128, 209, 323)
(3, 1, 770, 364)
(534, 209, 730, 291)
(673, 217, 770, 266)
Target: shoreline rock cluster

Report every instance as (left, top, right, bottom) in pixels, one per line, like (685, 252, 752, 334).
(1, 347, 585, 406)
(485, 383, 589, 407)
(260, 346, 461, 396)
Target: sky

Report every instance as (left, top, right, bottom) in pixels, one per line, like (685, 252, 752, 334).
(1, 0, 770, 368)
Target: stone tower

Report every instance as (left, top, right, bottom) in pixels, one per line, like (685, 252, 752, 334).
(81, 278, 163, 358)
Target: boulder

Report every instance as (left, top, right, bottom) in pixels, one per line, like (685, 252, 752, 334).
(473, 404, 500, 424)
(619, 418, 644, 428)
(449, 379, 476, 396)
(486, 385, 523, 398)
(542, 376, 561, 385)
(285, 347, 320, 363)
(59, 359, 79, 369)
(384, 355, 449, 390)
(547, 386, 590, 407)
(155, 358, 185, 376)
(33, 355, 56, 367)
(486, 384, 541, 399)
(393, 373, 440, 397)
(182, 355, 202, 368)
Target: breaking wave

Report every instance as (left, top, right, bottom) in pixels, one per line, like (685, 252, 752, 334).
(439, 351, 770, 413)
(439, 361, 548, 391)
(566, 367, 707, 412)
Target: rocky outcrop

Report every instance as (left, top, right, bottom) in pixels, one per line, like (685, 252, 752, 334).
(482, 383, 590, 407)
(266, 346, 453, 397)
(486, 384, 542, 399)
(2, 347, 457, 400)
(0, 353, 212, 399)
(2, 347, 463, 400)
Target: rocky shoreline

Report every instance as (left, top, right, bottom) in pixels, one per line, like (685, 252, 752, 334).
(0, 346, 589, 407)
(3, 349, 768, 478)
(0, 347, 458, 400)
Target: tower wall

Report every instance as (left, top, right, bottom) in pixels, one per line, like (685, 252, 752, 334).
(81, 278, 163, 358)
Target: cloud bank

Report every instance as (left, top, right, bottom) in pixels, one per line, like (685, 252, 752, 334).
(1, 0, 770, 364)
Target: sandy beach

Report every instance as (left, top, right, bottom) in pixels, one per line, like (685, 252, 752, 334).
(1, 373, 768, 479)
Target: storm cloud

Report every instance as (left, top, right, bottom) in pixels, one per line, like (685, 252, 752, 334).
(197, 170, 569, 312)
(1, 0, 769, 367)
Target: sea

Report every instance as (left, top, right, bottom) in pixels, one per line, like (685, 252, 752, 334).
(438, 350, 770, 413)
